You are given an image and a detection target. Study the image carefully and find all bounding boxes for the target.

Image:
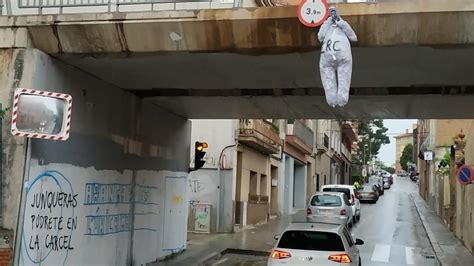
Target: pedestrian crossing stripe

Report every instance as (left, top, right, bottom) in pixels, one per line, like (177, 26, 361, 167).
(369, 244, 425, 265)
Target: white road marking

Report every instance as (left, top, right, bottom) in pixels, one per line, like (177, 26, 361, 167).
(371, 244, 391, 263)
(405, 246, 419, 265)
(212, 258, 230, 265)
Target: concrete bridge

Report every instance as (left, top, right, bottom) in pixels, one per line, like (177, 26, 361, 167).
(1, 0, 474, 119)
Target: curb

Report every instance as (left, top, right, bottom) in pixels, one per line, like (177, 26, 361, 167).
(198, 251, 223, 265)
(410, 193, 443, 266)
(222, 248, 270, 257)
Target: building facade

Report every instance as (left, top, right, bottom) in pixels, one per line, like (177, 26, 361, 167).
(189, 119, 358, 231)
(416, 119, 474, 253)
(394, 131, 413, 172)
(189, 119, 281, 232)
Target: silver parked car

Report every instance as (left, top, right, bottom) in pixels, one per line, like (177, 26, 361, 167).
(307, 192, 354, 228)
(268, 222, 364, 266)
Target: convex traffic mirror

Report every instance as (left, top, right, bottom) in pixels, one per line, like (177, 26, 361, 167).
(11, 88, 72, 141)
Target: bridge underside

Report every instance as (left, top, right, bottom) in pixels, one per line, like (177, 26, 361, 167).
(7, 4, 473, 119)
(57, 45, 474, 119)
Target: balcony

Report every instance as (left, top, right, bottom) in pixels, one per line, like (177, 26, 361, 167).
(316, 133, 329, 153)
(341, 143, 352, 161)
(238, 119, 280, 154)
(285, 120, 314, 155)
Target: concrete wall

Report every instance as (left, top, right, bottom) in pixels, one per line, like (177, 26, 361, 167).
(455, 120, 474, 253)
(16, 49, 191, 265)
(189, 119, 236, 169)
(0, 49, 34, 260)
(189, 119, 235, 232)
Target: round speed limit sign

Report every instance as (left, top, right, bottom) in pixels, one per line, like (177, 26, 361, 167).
(297, 0, 329, 27)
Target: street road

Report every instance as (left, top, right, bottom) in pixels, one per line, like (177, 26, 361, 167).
(204, 176, 437, 266)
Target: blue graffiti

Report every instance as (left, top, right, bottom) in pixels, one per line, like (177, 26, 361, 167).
(83, 183, 158, 205)
(21, 170, 75, 266)
(84, 213, 157, 236)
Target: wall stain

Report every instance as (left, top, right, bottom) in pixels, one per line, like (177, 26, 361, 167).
(116, 23, 130, 54)
(51, 25, 64, 54)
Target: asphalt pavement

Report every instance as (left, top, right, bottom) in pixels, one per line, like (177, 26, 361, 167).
(350, 177, 437, 266)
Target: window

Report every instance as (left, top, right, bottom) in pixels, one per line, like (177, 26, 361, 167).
(278, 231, 345, 251)
(322, 188, 350, 199)
(260, 174, 267, 196)
(311, 195, 342, 206)
(342, 228, 354, 247)
(342, 194, 351, 206)
(250, 171, 257, 195)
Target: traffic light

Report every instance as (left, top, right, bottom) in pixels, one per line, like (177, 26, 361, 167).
(194, 141, 208, 170)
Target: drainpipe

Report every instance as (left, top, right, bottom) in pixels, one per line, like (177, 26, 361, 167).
(216, 144, 237, 233)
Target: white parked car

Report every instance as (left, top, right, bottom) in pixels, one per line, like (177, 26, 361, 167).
(320, 184, 361, 223)
(268, 222, 364, 266)
(307, 192, 353, 228)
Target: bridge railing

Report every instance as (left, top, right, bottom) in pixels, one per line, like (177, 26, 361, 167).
(10, 0, 242, 15)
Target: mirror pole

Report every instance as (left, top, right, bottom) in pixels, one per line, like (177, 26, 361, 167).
(13, 138, 31, 266)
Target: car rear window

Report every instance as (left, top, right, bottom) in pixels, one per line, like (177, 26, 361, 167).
(278, 231, 345, 251)
(362, 186, 373, 192)
(311, 195, 342, 206)
(322, 188, 350, 198)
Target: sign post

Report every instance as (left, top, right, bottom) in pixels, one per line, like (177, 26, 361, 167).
(297, 0, 329, 27)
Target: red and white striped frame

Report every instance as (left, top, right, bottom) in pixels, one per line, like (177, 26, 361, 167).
(11, 88, 73, 141)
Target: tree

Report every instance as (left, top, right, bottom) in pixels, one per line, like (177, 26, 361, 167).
(381, 166, 395, 174)
(400, 144, 414, 171)
(352, 120, 390, 165)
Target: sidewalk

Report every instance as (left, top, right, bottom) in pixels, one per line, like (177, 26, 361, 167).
(411, 193, 474, 266)
(151, 211, 306, 265)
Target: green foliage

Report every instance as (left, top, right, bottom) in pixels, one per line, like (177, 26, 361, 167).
(437, 150, 451, 176)
(0, 106, 10, 120)
(382, 166, 395, 174)
(353, 120, 390, 165)
(400, 144, 414, 171)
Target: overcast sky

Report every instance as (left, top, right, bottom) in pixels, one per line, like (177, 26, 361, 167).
(377, 120, 417, 166)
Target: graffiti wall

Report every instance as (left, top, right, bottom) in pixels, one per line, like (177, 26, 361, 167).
(12, 49, 191, 265)
(20, 163, 188, 265)
(187, 169, 233, 233)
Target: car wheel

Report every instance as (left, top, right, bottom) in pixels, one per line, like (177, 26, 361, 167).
(357, 213, 361, 221)
(349, 220, 353, 228)
(359, 257, 361, 266)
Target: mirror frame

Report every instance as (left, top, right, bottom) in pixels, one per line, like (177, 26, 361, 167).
(274, 234, 281, 240)
(355, 238, 364, 245)
(11, 88, 72, 141)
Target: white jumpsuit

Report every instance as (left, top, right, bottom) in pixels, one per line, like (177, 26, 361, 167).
(318, 17, 358, 107)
